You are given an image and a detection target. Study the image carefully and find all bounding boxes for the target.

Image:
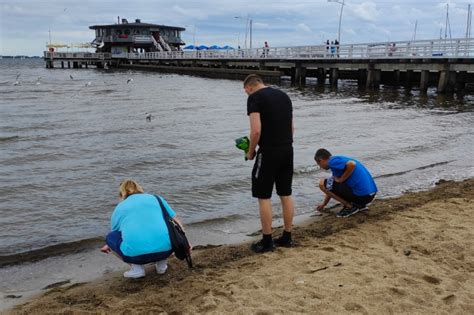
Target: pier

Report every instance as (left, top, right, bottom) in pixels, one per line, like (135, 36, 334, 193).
(44, 38, 474, 94)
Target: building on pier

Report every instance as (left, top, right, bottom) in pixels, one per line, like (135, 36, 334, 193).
(89, 18, 185, 57)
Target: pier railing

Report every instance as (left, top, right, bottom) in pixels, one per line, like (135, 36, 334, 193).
(44, 38, 474, 61)
(127, 38, 474, 60)
(43, 52, 111, 60)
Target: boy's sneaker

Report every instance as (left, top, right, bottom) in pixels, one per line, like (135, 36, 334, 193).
(336, 206, 360, 218)
(250, 239, 275, 253)
(274, 236, 294, 248)
(155, 260, 168, 274)
(123, 264, 145, 278)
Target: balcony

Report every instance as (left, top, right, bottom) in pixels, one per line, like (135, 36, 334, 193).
(101, 35, 154, 44)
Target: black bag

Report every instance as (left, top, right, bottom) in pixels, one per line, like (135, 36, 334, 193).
(155, 195, 193, 268)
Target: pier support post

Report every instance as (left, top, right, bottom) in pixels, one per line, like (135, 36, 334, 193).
(61, 61, 64, 69)
(375, 69, 381, 87)
(85, 63, 88, 69)
(68, 61, 71, 69)
(393, 70, 401, 86)
(317, 68, 326, 85)
(420, 70, 429, 94)
(366, 66, 380, 89)
(330, 68, 339, 87)
(405, 70, 413, 90)
(357, 69, 367, 88)
(457, 71, 467, 92)
(294, 66, 306, 86)
(448, 71, 456, 92)
(438, 70, 455, 94)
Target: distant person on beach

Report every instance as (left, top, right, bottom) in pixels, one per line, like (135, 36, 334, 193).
(145, 112, 152, 122)
(314, 149, 377, 218)
(243, 74, 295, 253)
(101, 180, 187, 278)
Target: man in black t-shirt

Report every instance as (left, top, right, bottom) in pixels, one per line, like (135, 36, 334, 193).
(244, 74, 295, 253)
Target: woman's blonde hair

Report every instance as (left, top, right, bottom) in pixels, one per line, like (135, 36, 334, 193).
(118, 179, 144, 199)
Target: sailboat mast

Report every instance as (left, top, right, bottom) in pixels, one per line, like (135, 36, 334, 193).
(412, 20, 418, 41)
(445, 4, 449, 39)
(466, 4, 472, 39)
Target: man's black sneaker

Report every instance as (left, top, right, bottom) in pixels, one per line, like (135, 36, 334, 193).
(250, 239, 276, 253)
(358, 205, 369, 212)
(274, 236, 294, 248)
(336, 206, 360, 218)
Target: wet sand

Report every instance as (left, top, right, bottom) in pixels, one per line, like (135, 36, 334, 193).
(7, 178, 474, 314)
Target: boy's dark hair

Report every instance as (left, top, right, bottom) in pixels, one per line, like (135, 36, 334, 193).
(314, 148, 332, 161)
(243, 74, 263, 87)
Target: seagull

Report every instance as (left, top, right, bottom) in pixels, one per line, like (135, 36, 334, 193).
(145, 112, 152, 122)
(13, 73, 21, 86)
(127, 78, 133, 84)
(69, 74, 74, 80)
(85, 81, 92, 87)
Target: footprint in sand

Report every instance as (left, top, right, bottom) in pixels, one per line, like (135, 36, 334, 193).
(389, 287, 407, 296)
(320, 247, 336, 252)
(442, 294, 456, 305)
(422, 275, 441, 285)
(344, 302, 368, 314)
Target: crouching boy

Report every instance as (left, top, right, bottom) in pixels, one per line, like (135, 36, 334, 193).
(314, 148, 377, 218)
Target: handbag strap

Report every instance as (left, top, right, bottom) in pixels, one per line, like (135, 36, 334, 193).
(155, 195, 170, 221)
(154, 195, 193, 269)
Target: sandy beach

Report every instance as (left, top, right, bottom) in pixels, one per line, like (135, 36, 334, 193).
(6, 178, 474, 314)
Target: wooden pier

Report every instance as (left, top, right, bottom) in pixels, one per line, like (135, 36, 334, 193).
(44, 38, 474, 94)
(44, 52, 111, 69)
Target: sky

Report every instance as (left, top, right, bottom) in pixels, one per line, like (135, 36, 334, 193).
(1, 0, 473, 56)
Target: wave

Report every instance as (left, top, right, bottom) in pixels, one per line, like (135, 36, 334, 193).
(0, 136, 20, 143)
(0, 237, 104, 268)
(187, 214, 245, 227)
(375, 160, 454, 179)
(0, 214, 247, 267)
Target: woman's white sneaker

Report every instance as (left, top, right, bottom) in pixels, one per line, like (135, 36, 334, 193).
(155, 260, 168, 274)
(123, 264, 145, 278)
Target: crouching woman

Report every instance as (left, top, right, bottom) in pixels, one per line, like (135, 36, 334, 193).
(101, 179, 185, 278)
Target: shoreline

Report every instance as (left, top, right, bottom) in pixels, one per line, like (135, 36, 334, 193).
(6, 178, 474, 314)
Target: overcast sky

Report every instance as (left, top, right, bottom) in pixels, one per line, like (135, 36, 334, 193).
(1, 0, 473, 55)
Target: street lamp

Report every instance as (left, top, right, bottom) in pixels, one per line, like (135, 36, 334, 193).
(328, 0, 345, 43)
(235, 16, 253, 49)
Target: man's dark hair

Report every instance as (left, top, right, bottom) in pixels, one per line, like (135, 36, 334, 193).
(243, 74, 263, 87)
(314, 148, 332, 161)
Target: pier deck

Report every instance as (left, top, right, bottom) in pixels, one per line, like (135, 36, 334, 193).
(44, 38, 474, 93)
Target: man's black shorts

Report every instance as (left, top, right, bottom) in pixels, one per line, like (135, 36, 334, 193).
(325, 178, 375, 206)
(252, 147, 293, 199)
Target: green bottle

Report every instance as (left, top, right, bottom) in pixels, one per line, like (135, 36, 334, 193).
(235, 136, 250, 160)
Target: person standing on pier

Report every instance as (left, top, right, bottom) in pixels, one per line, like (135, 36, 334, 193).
(330, 41, 336, 57)
(263, 41, 270, 57)
(243, 74, 295, 253)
